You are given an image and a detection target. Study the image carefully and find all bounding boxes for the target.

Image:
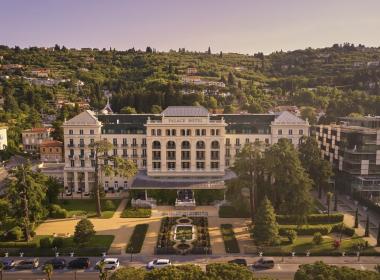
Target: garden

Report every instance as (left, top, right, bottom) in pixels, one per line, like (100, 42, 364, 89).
(54, 199, 121, 218)
(156, 216, 212, 255)
(126, 224, 149, 253)
(220, 224, 240, 253)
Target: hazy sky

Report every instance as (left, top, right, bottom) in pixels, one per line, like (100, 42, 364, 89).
(1, 0, 380, 54)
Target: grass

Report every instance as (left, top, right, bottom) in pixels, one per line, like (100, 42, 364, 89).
(126, 224, 149, 253)
(258, 235, 377, 256)
(121, 207, 152, 218)
(58, 199, 120, 219)
(220, 224, 240, 253)
(175, 226, 193, 240)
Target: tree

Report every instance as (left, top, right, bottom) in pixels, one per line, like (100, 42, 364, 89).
(90, 139, 138, 217)
(233, 141, 265, 222)
(326, 192, 333, 216)
(295, 261, 380, 280)
(120, 106, 137, 114)
(208, 96, 218, 109)
(7, 164, 48, 241)
(0, 198, 10, 224)
(252, 197, 279, 245)
(207, 46, 211, 55)
(354, 208, 359, 228)
(206, 263, 253, 280)
(74, 218, 95, 244)
(150, 105, 162, 114)
(298, 136, 333, 199)
(109, 267, 145, 280)
(228, 72, 235, 85)
(364, 215, 370, 237)
(146, 46, 153, 53)
(97, 261, 109, 280)
(265, 139, 313, 222)
(43, 264, 53, 280)
(300, 106, 317, 125)
(46, 177, 64, 203)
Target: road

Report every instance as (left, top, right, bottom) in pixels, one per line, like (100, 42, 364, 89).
(2, 256, 380, 280)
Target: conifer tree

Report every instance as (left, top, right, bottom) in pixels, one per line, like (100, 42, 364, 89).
(252, 197, 279, 245)
(364, 215, 370, 237)
(354, 208, 359, 228)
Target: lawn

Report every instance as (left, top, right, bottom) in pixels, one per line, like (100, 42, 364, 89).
(58, 199, 120, 218)
(121, 207, 152, 218)
(258, 235, 377, 256)
(126, 224, 148, 253)
(220, 224, 240, 253)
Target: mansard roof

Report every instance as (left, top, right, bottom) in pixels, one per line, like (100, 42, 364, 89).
(162, 106, 209, 117)
(272, 111, 308, 124)
(63, 110, 100, 126)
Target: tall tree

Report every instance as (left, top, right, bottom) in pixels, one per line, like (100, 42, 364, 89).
(233, 141, 265, 222)
(265, 139, 313, 223)
(90, 140, 138, 217)
(252, 197, 279, 245)
(364, 215, 370, 237)
(376, 223, 380, 246)
(354, 208, 359, 228)
(298, 136, 333, 198)
(7, 164, 47, 241)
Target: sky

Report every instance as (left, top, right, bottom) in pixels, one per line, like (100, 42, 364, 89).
(1, 0, 380, 54)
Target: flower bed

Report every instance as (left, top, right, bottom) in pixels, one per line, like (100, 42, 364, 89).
(126, 224, 149, 253)
(220, 224, 240, 253)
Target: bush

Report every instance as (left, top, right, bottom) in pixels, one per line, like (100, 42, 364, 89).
(279, 225, 332, 236)
(285, 229, 297, 243)
(49, 204, 68, 219)
(121, 207, 152, 218)
(7, 226, 23, 241)
(332, 224, 355, 237)
(74, 219, 96, 244)
(40, 237, 52, 248)
(52, 237, 64, 248)
(276, 214, 344, 225)
(220, 224, 240, 253)
(103, 200, 116, 211)
(313, 232, 323, 245)
(126, 224, 148, 253)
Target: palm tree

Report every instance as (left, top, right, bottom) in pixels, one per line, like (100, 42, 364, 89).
(90, 140, 138, 217)
(43, 264, 53, 280)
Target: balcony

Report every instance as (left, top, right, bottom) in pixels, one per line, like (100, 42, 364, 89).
(131, 144, 138, 147)
(141, 143, 147, 147)
(167, 156, 176, 160)
(67, 144, 74, 148)
(131, 154, 139, 158)
(68, 154, 74, 158)
(121, 143, 128, 147)
(211, 156, 220, 160)
(78, 143, 85, 148)
(79, 154, 85, 159)
(153, 157, 161, 160)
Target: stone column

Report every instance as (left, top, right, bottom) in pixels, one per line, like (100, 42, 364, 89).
(84, 172, 89, 193)
(73, 171, 78, 192)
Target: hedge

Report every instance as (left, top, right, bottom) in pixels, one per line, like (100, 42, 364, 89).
(220, 224, 240, 253)
(332, 224, 355, 237)
(126, 224, 149, 253)
(218, 205, 250, 218)
(279, 225, 332, 236)
(121, 207, 152, 218)
(276, 214, 344, 225)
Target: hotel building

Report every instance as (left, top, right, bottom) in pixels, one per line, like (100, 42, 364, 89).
(62, 106, 309, 204)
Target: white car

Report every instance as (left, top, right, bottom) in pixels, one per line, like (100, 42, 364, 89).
(146, 259, 171, 270)
(96, 258, 120, 270)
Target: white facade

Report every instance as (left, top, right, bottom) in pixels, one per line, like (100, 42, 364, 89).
(62, 107, 309, 193)
(0, 126, 7, 150)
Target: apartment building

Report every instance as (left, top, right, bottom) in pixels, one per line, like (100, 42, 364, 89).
(40, 140, 64, 162)
(62, 106, 309, 196)
(22, 127, 53, 153)
(315, 116, 380, 196)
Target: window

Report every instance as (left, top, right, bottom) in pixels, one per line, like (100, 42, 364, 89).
(216, 129, 220, 135)
(69, 129, 73, 135)
(132, 138, 137, 146)
(80, 160, 85, 167)
(90, 129, 94, 135)
(152, 141, 161, 149)
(196, 129, 200, 136)
(196, 151, 205, 160)
(289, 129, 293, 135)
(113, 138, 117, 145)
(225, 159, 230, 167)
(114, 181, 118, 189)
(79, 129, 83, 135)
(167, 162, 176, 170)
(90, 138, 94, 145)
(80, 149, 84, 157)
(69, 139, 74, 146)
(236, 149, 240, 155)
(245, 138, 250, 144)
(182, 162, 190, 169)
(70, 160, 75, 167)
(113, 149, 117, 156)
(181, 129, 186, 136)
(196, 162, 205, 169)
(236, 138, 240, 146)
(196, 141, 205, 149)
(153, 151, 161, 160)
(105, 181, 109, 189)
(124, 181, 128, 189)
(201, 129, 206, 136)
(187, 129, 191, 136)
(142, 138, 146, 146)
(123, 149, 128, 156)
(211, 141, 220, 149)
(181, 141, 190, 149)
(79, 139, 84, 147)
(181, 151, 190, 160)
(133, 149, 137, 156)
(143, 159, 146, 167)
(226, 149, 230, 157)
(167, 151, 176, 160)
(151, 129, 156, 136)
(211, 129, 215, 136)
(278, 129, 282, 135)
(166, 129, 171, 136)
(167, 141, 176, 149)
(211, 162, 219, 169)
(211, 151, 219, 160)
(226, 138, 230, 146)
(122, 138, 127, 146)
(42, 148, 46, 152)
(70, 149, 74, 156)
(142, 149, 146, 156)
(157, 129, 161, 136)
(153, 162, 161, 170)
(299, 129, 304, 135)
(91, 160, 95, 167)
(265, 138, 270, 144)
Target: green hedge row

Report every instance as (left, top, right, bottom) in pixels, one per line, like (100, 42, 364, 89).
(276, 214, 344, 225)
(126, 224, 149, 253)
(121, 208, 152, 218)
(218, 205, 251, 218)
(220, 224, 240, 253)
(332, 224, 355, 237)
(279, 225, 333, 235)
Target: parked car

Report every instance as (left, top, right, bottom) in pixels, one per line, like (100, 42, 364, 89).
(68, 258, 90, 269)
(16, 258, 39, 269)
(96, 258, 119, 270)
(1, 259, 16, 270)
(252, 257, 275, 269)
(146, 259, 171, 270)
(44, 258, 66, 269)
(228, 258, 248, 266)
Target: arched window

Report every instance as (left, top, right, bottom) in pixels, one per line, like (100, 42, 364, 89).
(167, 141, 176, 149)
(211, 141, 220, 149)
(152, 141, 161, 149)
(196, 141, 205, 149)
(181, 141, 190, 149)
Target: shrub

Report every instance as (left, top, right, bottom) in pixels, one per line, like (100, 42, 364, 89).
(313, 232, 323, 245)
(103, 200, 116, 211)
(276, 214, 344, 225)
(74, 218, 96, 244)
(49, 204, 68, 219)
(285, 229, 297, 243)
(279, 225, 332, 236)
(126, 224, 148, 253)
(331, 224, 355, 237)
(7, 226, 23, 241)
(52, 237, 64, 248)
(121, 207, 152, 218)
(220, 224, 240, 253)
(40, 237, 52, 248)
